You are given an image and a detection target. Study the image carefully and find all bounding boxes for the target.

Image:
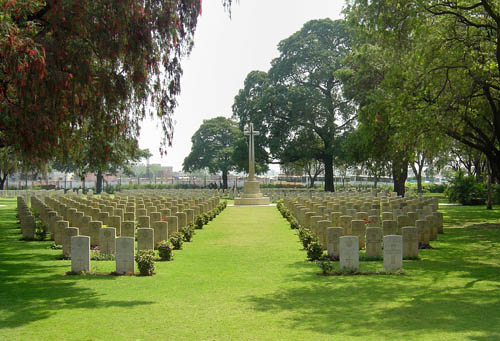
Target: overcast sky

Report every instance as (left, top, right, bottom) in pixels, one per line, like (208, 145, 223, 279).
(139, 0, 345, 171)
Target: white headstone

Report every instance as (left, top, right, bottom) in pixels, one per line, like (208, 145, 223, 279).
(116, 237, 135, 275)
(339, 236, 359, 270)
(383, 235, 403, 271)
(71, 236, 90, 273)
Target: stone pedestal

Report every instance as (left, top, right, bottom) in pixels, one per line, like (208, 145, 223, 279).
(234, 181, 270, 206)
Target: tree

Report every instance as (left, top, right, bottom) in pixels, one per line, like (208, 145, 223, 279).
(233, 19, 355, 192)
(0, 146, 19, 189)
(344, 0, 500, 185)
(0, 0, 232, 166)
(183, 117, 242, 189)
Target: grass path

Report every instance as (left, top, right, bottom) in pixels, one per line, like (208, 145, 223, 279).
(1, 198, 500, 340)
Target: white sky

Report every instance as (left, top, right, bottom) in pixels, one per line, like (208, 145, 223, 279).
(138, 0, 345, 171)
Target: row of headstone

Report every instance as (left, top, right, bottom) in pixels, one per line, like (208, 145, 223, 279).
(26, 191, 222, 275)
(17, 197, 36, 239)
(338, 235, 403, 271)
(283, 193, 444, 263)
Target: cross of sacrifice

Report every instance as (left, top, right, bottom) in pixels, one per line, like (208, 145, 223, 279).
(244, 123, 260, 181)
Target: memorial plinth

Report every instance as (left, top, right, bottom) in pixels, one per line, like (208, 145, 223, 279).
(234, 123, 270, 206)
(234, 180, 270, 205)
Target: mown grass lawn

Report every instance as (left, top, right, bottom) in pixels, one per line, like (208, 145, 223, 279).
(0, 197, 499, 340)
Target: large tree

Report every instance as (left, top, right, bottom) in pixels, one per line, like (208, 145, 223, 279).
(233, 19, 355, 192)
(183, 117, 242, 189)
(0, 0, 233, 168)
(344, 0, 500, 184)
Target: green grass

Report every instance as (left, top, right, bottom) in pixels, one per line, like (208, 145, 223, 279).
(440, 204, 500, 228)
(1, 198, 500, 340)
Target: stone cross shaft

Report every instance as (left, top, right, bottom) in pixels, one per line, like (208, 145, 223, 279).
(244, 123, 259, 181)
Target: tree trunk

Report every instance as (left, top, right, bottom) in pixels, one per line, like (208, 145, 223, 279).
(222, 170, 228, 190)
(96, 170, 103, 194)
(487, 152, 500, 184)
(81, 176, 86, 189)
(0, 172, 7, 190)
(392, 156, 408, 197)
(487, 161, 493, 210)
(323, 155, 334, 192)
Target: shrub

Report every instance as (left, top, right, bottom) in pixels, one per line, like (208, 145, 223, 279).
(289, 217, 300, 230)
(169, 232, 184, 250)
(446, 172, 486, 205)
(157, 240, 174, 261)
(34, 221, 47, 241)
(135, 249, 155, 276)
(428, 183, 447, 193)
(91, 250, 115, 261)
(306, 241, 324, 261)
(195, 215, 204, 229)
(316, 257, 335, 274)
(181, 224, 195, 242)
(202, 213, 209, 225)
(298, 227, 316, 249)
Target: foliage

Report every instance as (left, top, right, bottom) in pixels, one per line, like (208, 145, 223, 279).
(446, 173, 486, 205)
(316, 257, 335, 275)
(181, 224, 195, 242)
(90, 250, 116, 261)
(169, 232, 184, 250)
(135, 249, 155, 276)
(289, 217, 300, 230)
(343, 0, 500, 184)
(202, 213, 209, 225)
(233, 19, 355, 192)
(306, 241, 324, 261)
(298, 227, 316, 249)
(195, 215, 204, 229)
(0, 0, 209, 166)
(157, 240, 173, 261)
(183, 117, 243, 189)
(34, 221, 47, 241)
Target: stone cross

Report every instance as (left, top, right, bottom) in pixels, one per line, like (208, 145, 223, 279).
(244, 123, 260, 181)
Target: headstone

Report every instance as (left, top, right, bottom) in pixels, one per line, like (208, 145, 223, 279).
(108, 215, 122, 236)
(99, 227, 116, 254)
(327, 227, 343, 259)
(124, 212, 135, 222)
(55, 220, 69, 245)
(71, 236, 90, 273)
(339, 236, 359, 270)
(121, 221, 135, 238)
(316, 220, 331, 249)
(89, 221, 102, 246)
(185, 209, 195, 225)
(402, 226, 418, 258)
(116, 237, 135, 275)
(137, 216, 150, 228)
(62, 227, 79, 257)
(384, 235, 403, 271)
(416, 219, 430, 246)
(433, 212, 444, 234)
(349, 219, 364, 245)
(382, 220, 397, 236)
(137, 228, 154, 251)
(339, 215, 352, 235)
(166, 216, 178, 237)
(365, 227, 383, 257)
(176, 212, 187, 229)
(152, 221, 168, 247)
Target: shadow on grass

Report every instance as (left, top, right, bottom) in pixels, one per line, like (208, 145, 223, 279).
(0, 201, 153, 330)
(243, 224, 500, 338)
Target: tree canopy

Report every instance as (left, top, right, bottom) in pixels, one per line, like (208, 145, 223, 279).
(0, 0, 232, 170)
(343, 0, 500, 185)
(233, 18, 355, 192)
(183, 116, 242, 189)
